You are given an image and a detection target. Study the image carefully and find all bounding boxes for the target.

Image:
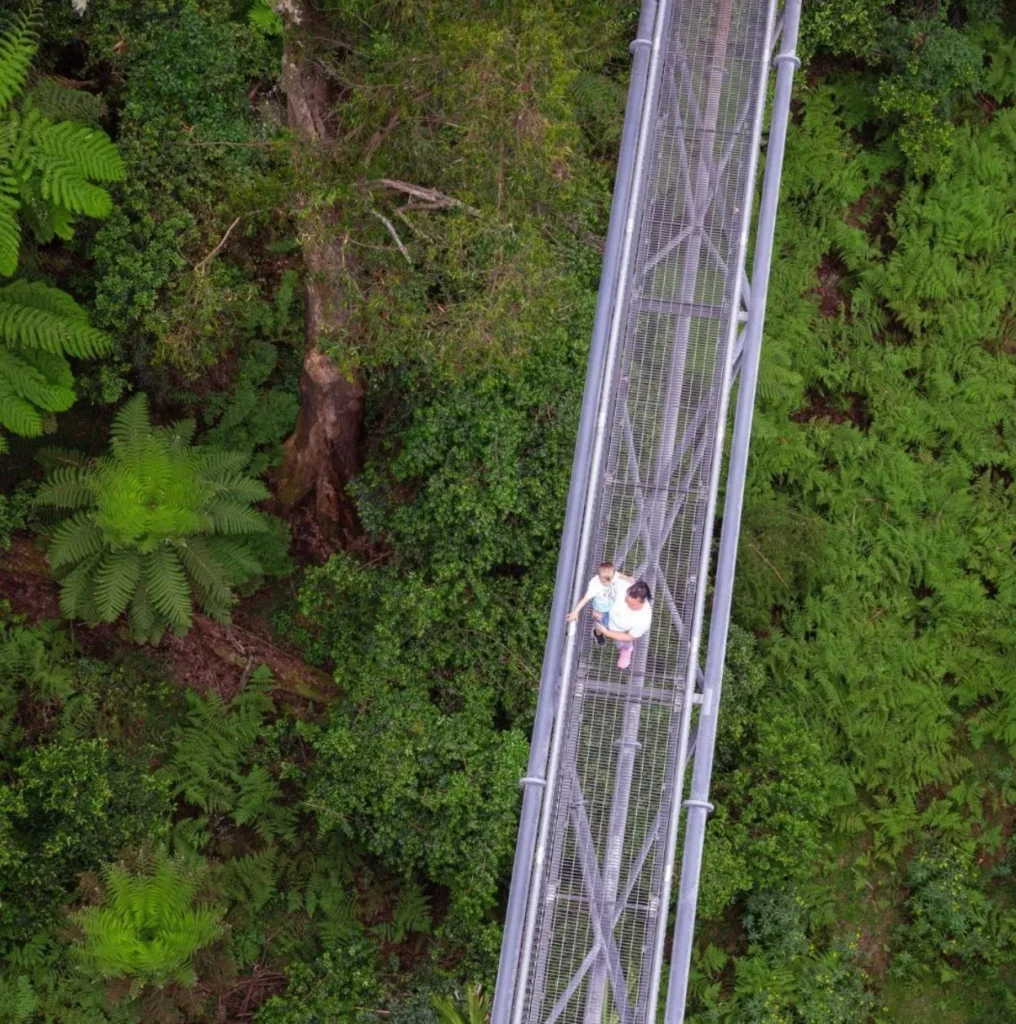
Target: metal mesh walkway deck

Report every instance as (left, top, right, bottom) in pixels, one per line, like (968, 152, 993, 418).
(493, 3, 803, 1023)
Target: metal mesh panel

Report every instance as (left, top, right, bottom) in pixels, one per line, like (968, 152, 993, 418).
(516, 2, 774, 1022)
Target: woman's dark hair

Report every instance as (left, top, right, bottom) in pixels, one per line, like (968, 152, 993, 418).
(628, 580, 652, 603)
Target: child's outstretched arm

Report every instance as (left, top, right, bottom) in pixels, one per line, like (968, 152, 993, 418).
(566, 592, 593, 622)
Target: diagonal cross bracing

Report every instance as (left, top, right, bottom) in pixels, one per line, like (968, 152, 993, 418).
(493, 1, 802, 1023)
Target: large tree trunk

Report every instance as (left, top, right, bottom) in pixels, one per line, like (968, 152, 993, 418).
(275, 8, 365, 547)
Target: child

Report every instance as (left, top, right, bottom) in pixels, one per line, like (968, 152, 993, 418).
(565, 562, 633, 637)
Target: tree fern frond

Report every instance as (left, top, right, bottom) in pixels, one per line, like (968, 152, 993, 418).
(57, 552, 101, 619)
(128, 575, 159, 642)
(110, 393, 151, 447)
(0, 6, 39, 112)
(177, 536, 233, 614)
(166, 416, 196, 447)
(0, 279, 110, 357)
(35, 465, 93, 509)
(27, 117, 124, 184)
(212, 473, 270, 504)
(94, 549, 142, 621)
(38, 156, 113, 218)
(23, 77, 105, 125)
(0, 373, 42, 434)
(0, 150, 20, 275)
(47, 511, 104, 571)
(0, 345, 74, 411)
(144, 547, 193, 631)
(205, 536, 263, 579)
(204, 499, 269, 535)
(195, 448, 250, 477)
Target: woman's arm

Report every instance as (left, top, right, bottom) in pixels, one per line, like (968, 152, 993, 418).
(595, 626, 635, 642)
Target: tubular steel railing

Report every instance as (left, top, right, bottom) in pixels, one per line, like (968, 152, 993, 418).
(492, 3, 803, 1023)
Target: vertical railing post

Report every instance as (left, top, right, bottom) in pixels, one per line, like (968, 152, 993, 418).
(490, 2, 660, 1020)
(664, 2, 802, 1020)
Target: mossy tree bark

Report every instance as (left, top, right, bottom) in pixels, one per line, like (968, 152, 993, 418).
(275, 3, 365, 547)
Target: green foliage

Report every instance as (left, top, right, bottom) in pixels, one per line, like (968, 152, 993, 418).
(0, 479, 34, 548)
(72, 850, 224, 990)
(0, 4, 119, 449)
(689, 889, 878, 1023)
(697, 630, 853, 920)
(299, 551, 531, 956)
(253, 945, 383, 1024)
(35, 393, 270, 641)
(431, 985, 491, 1024)
(353, 294, 590, 583)
(86, 0, 289, 379)
(801, 1, 1002, 172)
(168, 667, 297, 842)
(0, 615, 172, 946)
(0, 2, 123, 258)
(280, 0, 624, 375)
(690, 72, 1016, 1018)
(892, 844, 1013, 981)
(198, 339, 299, 476)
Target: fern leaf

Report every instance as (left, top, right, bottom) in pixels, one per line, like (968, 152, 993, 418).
(195, 448, 250, 477)
(35, 466, 93, 509)
(0, 345, 74, 411)
(23, 77, 105, 124)
(57, 552, 101, 619)
(110, 393, 151, 447)
(205, 536, 263, 579)
(94, 549, 142, 621)
(143, 547, 193, 632)
(128, 574, 158, 641)
(177, 535, 233, 613)
(0, 279, 110, 357)
(204, 499, 269, 535)
(31, 118, 123, 182)
(47, 510, 104, 571)
(0, 373, 42, 434)
(213, 473, 270, 504)
(0, 128, 20, 275)
(38, 156, 113, 217)
(0, 6, 39, 112)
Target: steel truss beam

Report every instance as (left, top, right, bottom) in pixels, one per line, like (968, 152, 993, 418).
(493, 3, 802, 1024)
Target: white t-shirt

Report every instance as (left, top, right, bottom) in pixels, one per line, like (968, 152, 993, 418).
(585, 574, 622, 612)
(608, 587, 652, 639)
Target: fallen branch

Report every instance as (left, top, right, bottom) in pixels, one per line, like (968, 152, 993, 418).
(374, 178, 480, 216)
(370, 210, 412, 264)
(194, 216, 242, 275)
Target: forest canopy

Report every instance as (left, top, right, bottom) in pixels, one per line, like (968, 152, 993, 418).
(0, 0, 1014, 1022)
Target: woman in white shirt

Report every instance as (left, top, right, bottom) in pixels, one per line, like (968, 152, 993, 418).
(593, 580, 652, 670)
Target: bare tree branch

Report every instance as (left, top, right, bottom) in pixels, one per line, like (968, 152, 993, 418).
(194, 217, 242, 275)
(370, 210, 412, 264)
(373, 178, 480, 216)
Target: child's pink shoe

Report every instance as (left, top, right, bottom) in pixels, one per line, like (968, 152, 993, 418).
(617, 646, 632, 670)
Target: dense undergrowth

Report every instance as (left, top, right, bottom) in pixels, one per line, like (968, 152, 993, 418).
(0, 0, 1014, 1021)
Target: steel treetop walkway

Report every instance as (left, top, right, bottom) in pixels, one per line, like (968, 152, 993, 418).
(491, 2, 803, 1022)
